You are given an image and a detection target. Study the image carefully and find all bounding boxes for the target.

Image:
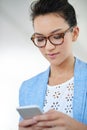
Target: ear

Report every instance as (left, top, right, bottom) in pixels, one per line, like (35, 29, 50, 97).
(72, 26, 79, 42)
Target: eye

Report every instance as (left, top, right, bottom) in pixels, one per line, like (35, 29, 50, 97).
(53, 34, 63, 39)
(36, 37, 45, 42)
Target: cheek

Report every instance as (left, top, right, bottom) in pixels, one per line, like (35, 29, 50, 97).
(39, 48, 45, 55)
(60, 37, 73, 53)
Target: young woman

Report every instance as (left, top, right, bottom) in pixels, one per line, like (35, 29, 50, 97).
(19, 0, 87, 129)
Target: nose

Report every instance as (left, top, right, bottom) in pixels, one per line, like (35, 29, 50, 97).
(45, 39, 56, 50)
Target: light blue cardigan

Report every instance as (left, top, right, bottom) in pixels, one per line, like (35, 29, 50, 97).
(19, 58, 87, 124)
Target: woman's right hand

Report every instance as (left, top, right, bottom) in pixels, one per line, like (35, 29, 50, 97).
(18, 118, 38, 130)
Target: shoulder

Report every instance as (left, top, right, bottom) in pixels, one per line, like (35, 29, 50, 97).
(23, 67, 49, 84)
(75, 58, 87, 70)
(19, 67, 50, 91)
(74, 57, 87, 84)
(79, 58, 87, 65)
(19, 67, 50, 106)
(76, 57, 87, 65)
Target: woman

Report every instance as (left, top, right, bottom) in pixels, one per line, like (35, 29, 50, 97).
(19, 0, 87, 129)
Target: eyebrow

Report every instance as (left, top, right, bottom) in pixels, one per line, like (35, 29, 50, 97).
(51, 28, 62, 33)
(33, 28, 62, 36)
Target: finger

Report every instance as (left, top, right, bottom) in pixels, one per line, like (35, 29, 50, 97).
(43, 126, 64, 130)
(19, 126, 32, 130)
(36, 120, 58, 127)
(33, 126, 43, 130)
(19, 119, 37, 127)
(33, 110, 59, 122)
(35, 117, 67, 128)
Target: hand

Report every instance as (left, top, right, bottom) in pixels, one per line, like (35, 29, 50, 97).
(18, 118, 38, 130)
(33, 109, 87, 130)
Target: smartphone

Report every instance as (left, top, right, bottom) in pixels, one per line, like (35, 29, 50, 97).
(16, 105, 43, 119)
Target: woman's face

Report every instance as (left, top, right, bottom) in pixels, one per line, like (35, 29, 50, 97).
(33, 13, 79, 66)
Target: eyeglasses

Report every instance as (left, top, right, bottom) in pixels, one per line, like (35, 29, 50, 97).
(31, 27, 73, 48)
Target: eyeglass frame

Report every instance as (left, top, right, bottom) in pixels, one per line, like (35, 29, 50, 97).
(31, 26, 73, 48)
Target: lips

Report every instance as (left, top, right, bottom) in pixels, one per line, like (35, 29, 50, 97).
(47, 52, 60, 58)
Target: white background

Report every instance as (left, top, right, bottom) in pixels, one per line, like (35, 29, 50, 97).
(0, 0, 87, 130)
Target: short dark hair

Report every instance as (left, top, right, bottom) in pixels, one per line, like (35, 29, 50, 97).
(30, 0, 77, 27)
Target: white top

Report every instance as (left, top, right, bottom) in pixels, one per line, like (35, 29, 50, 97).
(43, 77, 74, 117)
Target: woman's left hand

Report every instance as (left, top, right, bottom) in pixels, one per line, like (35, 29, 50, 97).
(33, 109, 87, 130)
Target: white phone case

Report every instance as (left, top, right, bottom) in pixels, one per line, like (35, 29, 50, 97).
(16, 105, 43, 119)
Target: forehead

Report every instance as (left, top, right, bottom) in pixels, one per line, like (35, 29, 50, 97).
(33, 13, 69, 35)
